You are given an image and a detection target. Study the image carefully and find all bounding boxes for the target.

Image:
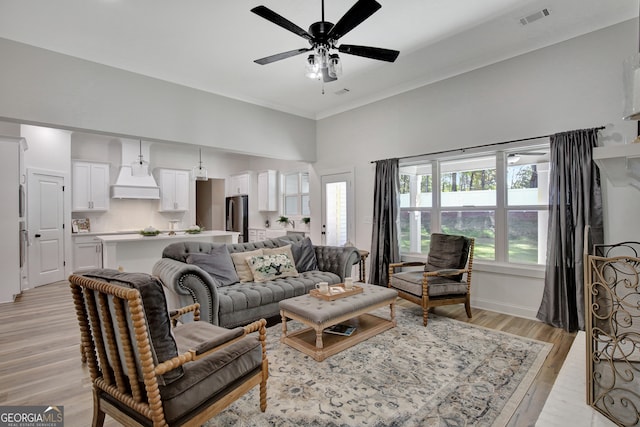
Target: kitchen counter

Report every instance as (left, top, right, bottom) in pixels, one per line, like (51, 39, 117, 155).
(97, 230, 239, 274)
(97, 230, 237, 243)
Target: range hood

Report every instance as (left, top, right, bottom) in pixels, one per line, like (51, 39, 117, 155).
(111, 140, 160, 199)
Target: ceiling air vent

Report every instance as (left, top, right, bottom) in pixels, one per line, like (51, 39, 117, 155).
(334, 88, 350, 96)
(519, 8, 550, 26)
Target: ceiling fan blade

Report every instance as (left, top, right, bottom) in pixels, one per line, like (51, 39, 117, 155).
(251, 5, 313, 41)
(327, 0, 381, 41)
(509, 152, 547, 156)
(254, 48, 312, 65)
(322, 67, 337, 83)
(339, 44, 399, 62)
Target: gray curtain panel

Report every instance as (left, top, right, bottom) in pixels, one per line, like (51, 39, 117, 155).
(369, 158, 400, 286)
(536, 128, 604, 332)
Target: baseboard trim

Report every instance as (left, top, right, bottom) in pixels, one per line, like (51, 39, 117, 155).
(472, 297, 539, 321)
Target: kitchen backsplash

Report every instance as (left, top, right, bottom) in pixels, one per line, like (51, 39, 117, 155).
(72, 198, 193, 233)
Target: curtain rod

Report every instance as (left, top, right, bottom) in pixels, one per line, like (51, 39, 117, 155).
(371, 126, 606, 163)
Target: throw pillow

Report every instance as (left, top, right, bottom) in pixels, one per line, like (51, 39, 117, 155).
(278, 237, 318, 272)
(263, 244, 297, 268)
(230, 248, 264, 282)
(247, 253, 299, 283)
(185, 245, 239, 287)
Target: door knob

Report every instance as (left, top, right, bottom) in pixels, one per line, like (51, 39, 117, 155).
(35, 234, 41, 238)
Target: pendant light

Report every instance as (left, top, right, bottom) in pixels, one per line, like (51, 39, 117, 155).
(131, 139, 149, 177)
(192, 148, 208, 181)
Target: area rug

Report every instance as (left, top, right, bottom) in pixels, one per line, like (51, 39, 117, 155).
(208, 305, 552, 427)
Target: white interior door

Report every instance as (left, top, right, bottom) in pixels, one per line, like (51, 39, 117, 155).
(321, 172, 354, 246)
(28, 170, 65, 286)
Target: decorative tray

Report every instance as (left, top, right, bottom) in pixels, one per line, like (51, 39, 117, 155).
(310, 284, 363, 301)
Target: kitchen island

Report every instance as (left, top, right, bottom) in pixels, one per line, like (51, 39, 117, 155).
(97, 230, 239, 274)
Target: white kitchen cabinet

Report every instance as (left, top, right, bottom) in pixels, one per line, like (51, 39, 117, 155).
(228, 172, 250, 196)
(72, 161, 110, 212)
(73, 235, 102, 272)
(258, 170, 278, 211)
(248, 228, 267, 242)
(157, 169, 190, 211)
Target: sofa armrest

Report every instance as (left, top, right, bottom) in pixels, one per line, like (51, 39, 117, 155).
(152, 258, 221, 325)
(313, 245, 360, 280)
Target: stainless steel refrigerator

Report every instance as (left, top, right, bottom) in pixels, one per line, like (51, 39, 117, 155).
(226, 195, 248, 243)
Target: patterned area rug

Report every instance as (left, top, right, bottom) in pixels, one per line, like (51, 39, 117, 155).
(208, 305, 552, 427)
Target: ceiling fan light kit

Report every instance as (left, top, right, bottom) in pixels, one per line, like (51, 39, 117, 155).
(251, 0, 399, 84)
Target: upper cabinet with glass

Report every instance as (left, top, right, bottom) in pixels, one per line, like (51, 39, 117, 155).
(283, 172, 310, 217)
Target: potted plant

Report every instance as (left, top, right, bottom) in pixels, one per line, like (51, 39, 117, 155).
(301, 217, 310, 228)
(277, 216, 290, 227)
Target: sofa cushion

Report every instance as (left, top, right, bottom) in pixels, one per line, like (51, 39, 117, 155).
(247, 253, 299, 283)
(216, 271, 342, 318)
(230, 248, 263, 282)
(391, 270, 468, 297)
(160, 321, 262, 424)
(427, 234, 469, 268)
(80, 269, 183, 385)
(186, 245, 239, 287)
(427, 233, 470, 281)
(279, 237, 318, 272)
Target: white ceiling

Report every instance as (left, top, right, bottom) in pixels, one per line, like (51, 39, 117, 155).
(0, 0, 637, 120)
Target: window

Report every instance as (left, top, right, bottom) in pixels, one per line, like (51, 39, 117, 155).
(506, 152, 549, 264)
(441, 156, 496, 260)
(399, 164, 432, 253)
(399, 146, 549, 265)
(282, 172, 310, 217)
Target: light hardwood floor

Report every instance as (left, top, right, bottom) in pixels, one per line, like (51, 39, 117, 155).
(0, 281, 576, 427)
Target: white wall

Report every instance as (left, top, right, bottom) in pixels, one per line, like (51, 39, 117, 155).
(313, 19, 640, 320)
(0, 37, 316, 162)
(0, 121, 20, 137)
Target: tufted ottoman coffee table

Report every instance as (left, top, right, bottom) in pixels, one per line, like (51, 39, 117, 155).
(279, 283, 398, 361)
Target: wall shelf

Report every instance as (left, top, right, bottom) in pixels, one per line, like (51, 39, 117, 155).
(593, 143, 640, 187)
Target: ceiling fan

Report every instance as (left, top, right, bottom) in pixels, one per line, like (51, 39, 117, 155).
(507, 152, 548, 164)
(251, 0, 400, 83)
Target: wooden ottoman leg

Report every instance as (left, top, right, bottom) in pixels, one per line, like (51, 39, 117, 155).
(315, 327, 323, 349)
(280, 310, 288, 342)
(390, 301, 397, 326)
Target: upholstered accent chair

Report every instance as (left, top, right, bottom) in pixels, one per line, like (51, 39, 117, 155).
(69, 269, 268, 427)
(388, 233, 475, 326)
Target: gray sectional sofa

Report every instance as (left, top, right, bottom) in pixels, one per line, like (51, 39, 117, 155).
(152, 234, 360, 328)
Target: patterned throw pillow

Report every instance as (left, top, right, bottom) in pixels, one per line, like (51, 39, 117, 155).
(247, 253, 299, 283)
(263, 245, 297, 268)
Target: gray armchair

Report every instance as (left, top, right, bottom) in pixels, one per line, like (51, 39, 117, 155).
(69, 269, 268, 427)
(388, 233, 475, 326)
